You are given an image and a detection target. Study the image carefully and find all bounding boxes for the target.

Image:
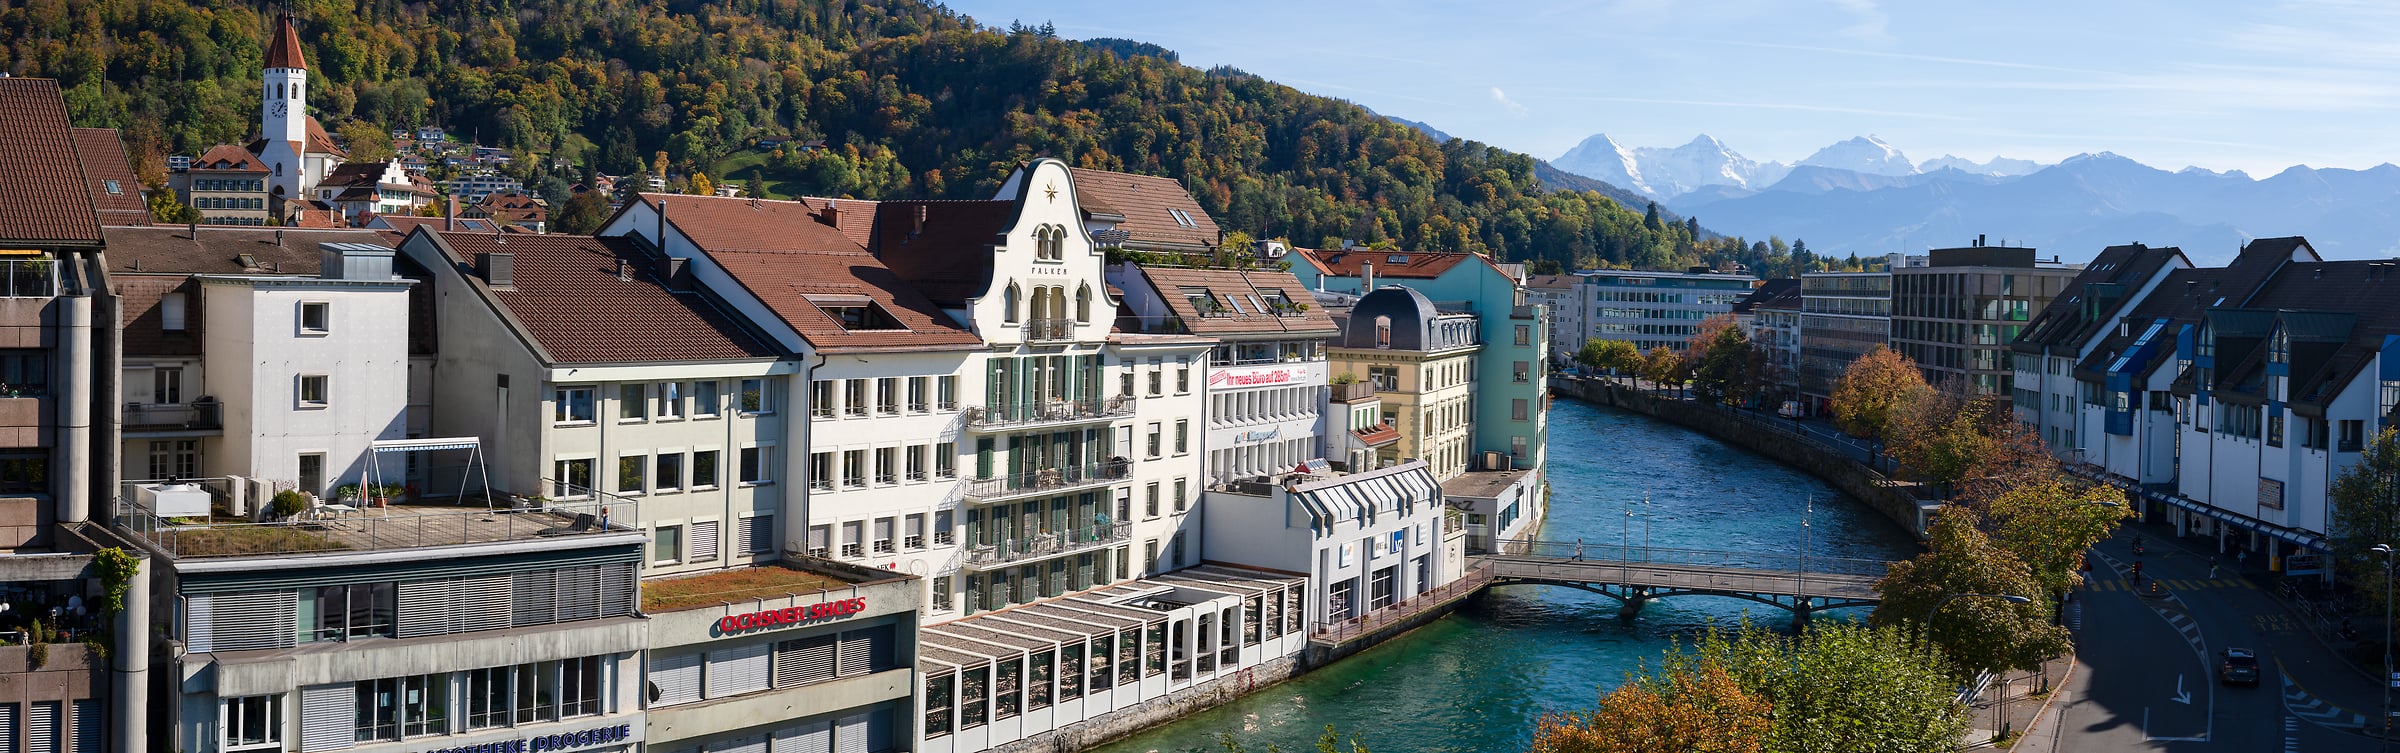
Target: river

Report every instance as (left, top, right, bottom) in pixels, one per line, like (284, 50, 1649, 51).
(1092, 398, 1922, 753)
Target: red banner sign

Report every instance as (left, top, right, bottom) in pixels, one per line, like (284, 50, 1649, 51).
(715, 597, 866, 635)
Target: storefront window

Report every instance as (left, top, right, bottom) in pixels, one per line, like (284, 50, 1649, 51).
(924, 671, 955, 738)
(466, 667, 510, 729)
(515, 660, 559, 724)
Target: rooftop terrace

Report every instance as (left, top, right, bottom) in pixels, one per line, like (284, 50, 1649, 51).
(643, 559, 908, 613)
(115, 479, 636, 559)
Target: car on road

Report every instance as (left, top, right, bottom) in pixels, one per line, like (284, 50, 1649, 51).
(2218, 647, 2260, 686)
(1777, 400, 1803, 418)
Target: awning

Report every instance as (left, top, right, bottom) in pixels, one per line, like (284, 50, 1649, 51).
(2128, 485, 2329, 553)
(369, 437, 483, 453)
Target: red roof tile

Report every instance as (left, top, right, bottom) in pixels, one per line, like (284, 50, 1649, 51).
(1066, 167, 1219, 251)
(71, 128, 150, 227)
(643, 194, 984, 353)
(1291, 247, 1479, 280)
(1128, 266, 1338, 338)
(192, 144, 267, 173)
(264, 12, 307, 70)
(0, 79, 102, 246)
(866, 200, 1013, 307)
(428, 232, 778, 364)
(788, 196, 879, 247)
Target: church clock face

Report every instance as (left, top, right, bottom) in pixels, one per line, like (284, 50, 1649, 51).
(270, 99, 287, 118)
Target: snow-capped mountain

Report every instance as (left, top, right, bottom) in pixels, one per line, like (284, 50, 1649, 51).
(1551, 133, 1789, 201)
(1920, 154, 2045, 177)
(1798, 135, 1916, 176)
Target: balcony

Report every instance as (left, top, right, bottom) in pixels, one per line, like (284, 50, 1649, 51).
(1329, 381, 1376, 402)
(1024, 317, 1076, 342)
(963, 521, 1132, 567)
(0, 260, 60, 298)
(124, 401, 222, 434)
(964, 395, 1134, 432)
(963, 461, 1131, 502)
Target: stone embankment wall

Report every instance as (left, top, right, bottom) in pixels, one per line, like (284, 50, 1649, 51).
(1550, 378, 1930, 540)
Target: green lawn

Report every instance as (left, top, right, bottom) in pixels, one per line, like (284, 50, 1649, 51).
(707, 151, 809, 200)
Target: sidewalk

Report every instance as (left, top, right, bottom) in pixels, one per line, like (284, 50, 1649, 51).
(1964, 652, 2078, 750)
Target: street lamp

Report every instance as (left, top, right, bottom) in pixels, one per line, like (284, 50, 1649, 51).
(1924, 592, 2034, 744)
(2373, 543, 2395, 752)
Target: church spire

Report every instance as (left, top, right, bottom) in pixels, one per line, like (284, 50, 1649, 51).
(263, 9, 307, 71)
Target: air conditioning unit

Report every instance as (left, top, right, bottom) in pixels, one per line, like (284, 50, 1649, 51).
(1482, 451, 1510, 471)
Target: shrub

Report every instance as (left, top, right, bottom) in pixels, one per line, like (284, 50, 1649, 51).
(270, 489, 309, 519)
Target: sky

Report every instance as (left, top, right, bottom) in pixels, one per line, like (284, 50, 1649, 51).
(940, 0, 2400, 176)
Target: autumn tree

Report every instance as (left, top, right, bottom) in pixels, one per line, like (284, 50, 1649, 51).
(1640, 346, 1687, 395)
(146, 189, 197, 224)
(1577, 339, 1639, 381)
(336, 119, 395, 163)
(1885, 389, 1987, 493)
(1831, 346, 1928, 441)
(1689, 322, 1752, 407)
(689, 172, 715, 196)
(551, 191, 614, 235)
(1871, 510, 2072, 677)
(1981, 474, 2126, 596)
(2332, 427, 2400, 617)
(1532, 659, 1769, 753)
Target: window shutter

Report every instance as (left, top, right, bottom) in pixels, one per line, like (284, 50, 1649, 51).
(649, 652, 703, 707)
(206, 591, 296, 652)
(69, 701, 97, 753)
(0, 702, 16, 753)
(705, 641, 773, 698)
(775, 634, 838, 687)
(772, 721, 831, 753)
(298, 685, 352, 751)
(832, 714, 869, 753)
(185, 594, 214, 653)
(837, 625, 888, 676)
(691, 520, 721, 563)
(27, 702, 56, 753)
(738, 516, 758, 554)
(395, 580, 451, 637)
(600, 562, 637, 618)
(456, 574, 514, 632)
(556, 566, 602, 622)
(512, 569, 557, 627)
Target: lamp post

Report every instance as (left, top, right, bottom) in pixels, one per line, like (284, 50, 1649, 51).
(2374, 543, 2395, 752)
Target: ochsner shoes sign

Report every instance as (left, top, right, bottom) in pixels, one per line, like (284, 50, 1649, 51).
(1209, 361, 1324, 389)
(714, 597, 868, 636)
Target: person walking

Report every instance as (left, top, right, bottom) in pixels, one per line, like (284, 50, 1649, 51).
(2209, 557, 2219, 580)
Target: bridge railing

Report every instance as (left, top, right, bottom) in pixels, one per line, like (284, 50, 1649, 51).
(1502, 540, 1892, 578)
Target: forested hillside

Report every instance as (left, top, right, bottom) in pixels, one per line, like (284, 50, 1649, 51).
(7, 0, 1825, 272)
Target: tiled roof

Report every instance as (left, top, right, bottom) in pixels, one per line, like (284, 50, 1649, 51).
(1129, 266, 1339, 338)
(477, 192, 548, 223)
(116, 275, 202, 356)
(1732, 279, 1800, 314)
(242, 116, 345, 160)
(103, 225, 384, 276)
(264, 12, 307, 70)
(367, 216, 498, 234)
(191, 144, 267, 173)
(2078, 238, 2311, 381)
(646, 194, 986, 353)
(2221, 259, 2400, 410)
(1065, 167, 1219, 251)
(787, 196, 879, 247)
(1290, 247, 1481, 280)
(2013, 243, 2185, 355)
(428, 232, 778, 364)
(0, 79, 102, 246)
(71, 128, 151, 227)
(288, 201, 344, 228)
(866, 200, 1014, 307)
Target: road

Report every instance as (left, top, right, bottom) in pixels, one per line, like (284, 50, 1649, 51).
(2024, 529, 2388, 752)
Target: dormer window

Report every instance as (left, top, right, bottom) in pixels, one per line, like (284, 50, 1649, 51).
(810, 296, 906, 331)
(2268, 327, 2288, 364)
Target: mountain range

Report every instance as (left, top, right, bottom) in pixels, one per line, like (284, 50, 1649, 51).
(1551, 133, 2400, 264)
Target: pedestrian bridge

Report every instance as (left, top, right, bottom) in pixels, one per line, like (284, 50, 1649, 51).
(1474, 541, 1896, 621)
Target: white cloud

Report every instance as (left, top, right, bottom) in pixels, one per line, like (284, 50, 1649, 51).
(1827, 0, 1888, 39)
(1490, 87, 1530, 116)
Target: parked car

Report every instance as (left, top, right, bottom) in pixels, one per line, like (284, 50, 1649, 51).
(1777, 400, 1804, 419)
(2218, 647, 2260, 686)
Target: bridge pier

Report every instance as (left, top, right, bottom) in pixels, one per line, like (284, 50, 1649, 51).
(1618, 586, 1649, 618)
(1790, 597, 1814, 630)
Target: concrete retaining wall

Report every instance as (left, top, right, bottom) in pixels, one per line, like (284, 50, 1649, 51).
(1551, 379, 1930, 540)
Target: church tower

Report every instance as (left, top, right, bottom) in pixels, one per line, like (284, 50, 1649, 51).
(259, 10, 310, 200)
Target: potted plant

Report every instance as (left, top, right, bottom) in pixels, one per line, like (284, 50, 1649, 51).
(335, 483, 362, 503)
(270, 489, 308, 520)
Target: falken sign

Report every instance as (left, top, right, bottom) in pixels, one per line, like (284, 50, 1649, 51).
(1208, 361, 1324, 389)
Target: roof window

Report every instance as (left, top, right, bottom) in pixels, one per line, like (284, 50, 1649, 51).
(1387, 254, 1409, 264)
(809, 297, 907, 331)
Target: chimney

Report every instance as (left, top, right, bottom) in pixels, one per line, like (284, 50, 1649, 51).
(186, 219, 197, 240)
(820, 200, 840, 228)
(479, 252, 514, 288)
(444, 196, 456, 232)
(1976, 233, 1986, 247)
(655, 200, 667, 248)
(276, 229, 285, 248)
(615, 258, 630, 282)
(913, 205, 927, 237)
(1362, 260, 1376, 292)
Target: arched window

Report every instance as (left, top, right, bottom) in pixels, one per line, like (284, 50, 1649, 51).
(1075, 284, 1092, 323)
(1028, 286, 1049, 321)
(1004, 283, 1021, 324)
(1048, 288, 1067, 324)
(1375, 316, 1392, 348)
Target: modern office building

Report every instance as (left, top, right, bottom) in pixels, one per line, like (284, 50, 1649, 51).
(1524, 274, 1581, 366)
(1564, 269, 1755, 354)
(1797, 271, 1894, 410)
(2007, 243, 2188, 456)
(1889, 239, 2077, 399)
(1734, 280, 1801, 396)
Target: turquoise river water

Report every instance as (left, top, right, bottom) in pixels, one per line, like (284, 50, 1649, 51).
(1092, 398, 1921, 753)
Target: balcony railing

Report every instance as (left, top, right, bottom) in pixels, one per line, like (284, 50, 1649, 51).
(124, 401, 222, 432)
(963, 521, 1132, 566)
(1025, 317, 1076, 341)
(1328, 382, 1376, 402)
(0, 260, 60, 298)
(965, 395, 1134, 430)
(963, 461, 1131, 501)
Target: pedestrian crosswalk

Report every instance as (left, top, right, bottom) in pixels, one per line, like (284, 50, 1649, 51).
(2082, 578, 2251, 592)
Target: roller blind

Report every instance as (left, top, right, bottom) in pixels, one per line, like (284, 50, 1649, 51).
(298, 685, 351, 751)
(691, 520, 721, 563)
(832, 714, 868, 753)
(774, 635, 838, 687)
(706, 641, 772, 698)
(27, 702, 55, 753)
(68, 701, 96, 753)
(649, 652, 703, 707)
(772, 721, 830, 753)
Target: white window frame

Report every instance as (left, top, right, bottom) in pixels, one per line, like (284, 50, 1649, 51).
(742, 443, 776, 486)
(554, 386, 597, 425)
(653, 522, 685, 565)
(657, 381, 684, 420)
(298, 300, 331, 335)
(296, 374, 329, 408)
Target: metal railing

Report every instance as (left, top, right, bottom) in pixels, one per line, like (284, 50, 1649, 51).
(1314, 562, 1494, 644)
(965, 395, 1134, 430)
(1502, 540, 1894, 577)
(124, 401, 223, 431)
(0, 260, 60, 298)
(963, 461, 1132, 501)
(115, 481, 636, 559)
(963, 522, 1133, 566)
(1024, 318, 1076, 341)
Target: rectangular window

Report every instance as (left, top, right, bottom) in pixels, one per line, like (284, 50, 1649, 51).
(1148, 364, 1164, 396)
(813, 380, 838, 418)
(905, 513, 926, 549)
(694, 380, 721, 418)
(907, 445, 928, 482)
(299, 301, 330, 334)
(1171, 532, 1187, 567)
(655, 525, 684, 564)
(1512, 398, 1529, 421)
(935, 509, 956, 546)
(297, 374, 329, 407)
(811, 451, 836, 491)
(223, 695, 283, 751)
(1146, 482, 1161, 518)
(693, 450, 720, 489)
(875, 447, 898, 485)
(932, 576, 954, 611)
(552, 458, 593, 498)
(1516, 324, 1531, 346)
(807, 525, 831, 557)
(1147, 423, 1162, 458)
(908, 377, 930, 413)
(657, 382, 683, 419)
(1174, 419, 1190, 454)
(874, 517, 895, 553)
(2268, 415, 2285, 448)
(741, 378, 774, 414)
(742, 446, 773, 484)
(841, 521, 864, 558)
(1513, 361, 1530, 383)
(655, 452, 684, 492)
(745, 514, 775, 553)
(153, 365, 181, 403)
(0, 350, 50, 396)
(877, 378, 900, 414)
(312, 582, 394, 642)
(938, 375, 959, 410)
(617, 455, 645, 494)
(843, 449, 867, 488)
(618, 383, 647, 421)
(843, 380, 867, 417)
(554, 386, 596, 424)
(2341, 419, 2366, 452)
(1176, 358, 1192, 394)
(1174, 478, 1188, 513)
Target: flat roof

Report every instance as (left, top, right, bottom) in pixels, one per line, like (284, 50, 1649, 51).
(915, 566, 1304, 669)
(642, 560, 905, 612)
(119, 482, 633, 560)
(1440, 468, 1534, 499)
